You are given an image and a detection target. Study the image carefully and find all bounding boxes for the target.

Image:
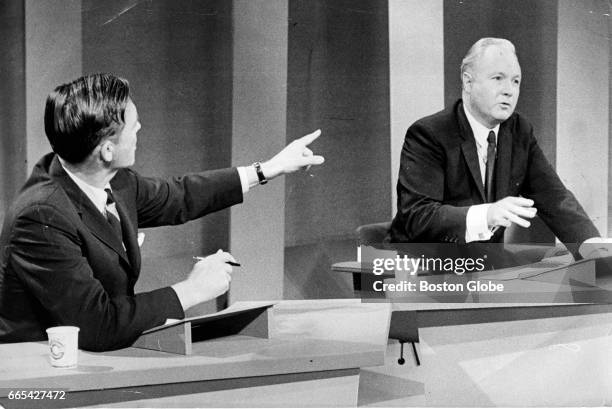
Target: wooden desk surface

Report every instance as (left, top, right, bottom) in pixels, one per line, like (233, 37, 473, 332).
(0, 300, 390, 404)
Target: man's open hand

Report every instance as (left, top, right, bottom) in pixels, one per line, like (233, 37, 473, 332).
(487, 196, 537, 229)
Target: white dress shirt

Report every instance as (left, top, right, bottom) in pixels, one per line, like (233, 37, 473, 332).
(61, 165, 112, 216)
(463, 106, 499, 243)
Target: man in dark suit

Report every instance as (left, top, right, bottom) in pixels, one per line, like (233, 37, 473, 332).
(0, 73, 324, 351)
(388, 38, 599, 260)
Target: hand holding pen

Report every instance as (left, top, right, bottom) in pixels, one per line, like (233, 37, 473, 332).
(193, 256, 240, 267)
(173, 250, 236, 310)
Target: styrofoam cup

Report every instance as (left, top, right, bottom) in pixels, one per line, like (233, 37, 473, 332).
(45, 326, 80, 368)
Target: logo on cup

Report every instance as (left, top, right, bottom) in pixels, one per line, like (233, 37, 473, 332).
(50, 340, 65, 360)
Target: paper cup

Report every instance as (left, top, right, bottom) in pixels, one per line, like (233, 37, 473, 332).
(45, 326, 79, 368)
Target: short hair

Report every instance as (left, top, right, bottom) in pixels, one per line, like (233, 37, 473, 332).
(44, 73, 131, 164)
(460, 38, 517, 78)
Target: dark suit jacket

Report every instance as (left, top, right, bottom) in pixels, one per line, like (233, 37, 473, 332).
(0, 153, 243, 351)
(388, 100, 599, 257)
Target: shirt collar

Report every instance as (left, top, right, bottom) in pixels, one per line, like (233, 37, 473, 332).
(463, 104, 500, 148)
(60, 161, 111, 215)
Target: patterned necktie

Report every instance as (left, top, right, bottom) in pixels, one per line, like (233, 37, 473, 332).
(485, 131, 496, 202)
(104, 188, 123, 241)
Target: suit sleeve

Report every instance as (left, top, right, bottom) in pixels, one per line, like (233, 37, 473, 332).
(521, 130, 600, 257)
(123, 168, 244, 228)
(393, 123, 470, 242)
(7, 204, 184, 351)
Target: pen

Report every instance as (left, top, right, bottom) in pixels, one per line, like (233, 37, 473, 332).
(192, 256, 241, 267)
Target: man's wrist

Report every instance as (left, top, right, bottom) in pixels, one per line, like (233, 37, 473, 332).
(253, 162, 268, 185)
(171, 281, 193, 311)
(465, 203, 493, 242)
(260, 161, 282, 181)
(240, 161, 282, 189)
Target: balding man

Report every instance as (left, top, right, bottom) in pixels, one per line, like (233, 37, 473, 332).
(388, 38, 598, 261)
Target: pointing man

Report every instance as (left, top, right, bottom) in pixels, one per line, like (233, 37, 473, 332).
(0, 73, 324, 351)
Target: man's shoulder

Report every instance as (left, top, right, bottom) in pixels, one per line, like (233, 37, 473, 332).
(0, 180, 75, 249)
(411, 101, 461, 133)
(10, 179, 70, 220)
(502, 110, 534, 137)
(405, 101, 462, 145)
(6, 156, 75, 224)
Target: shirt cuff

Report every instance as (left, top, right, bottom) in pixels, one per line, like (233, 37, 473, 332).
(237, 166, 251, 194)
(465, 203, 493, 243)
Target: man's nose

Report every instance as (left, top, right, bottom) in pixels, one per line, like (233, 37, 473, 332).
(501, 79, 516, 97)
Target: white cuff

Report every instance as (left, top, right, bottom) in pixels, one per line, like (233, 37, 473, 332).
(465, 204, 493, 243)
(237, 166, 251, 194)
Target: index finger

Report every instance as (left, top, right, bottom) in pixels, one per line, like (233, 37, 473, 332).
(298, 129, 321, 146)
(214, 251, 237, 264)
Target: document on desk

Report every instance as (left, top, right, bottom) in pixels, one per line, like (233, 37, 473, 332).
(143, 301, 276, 334)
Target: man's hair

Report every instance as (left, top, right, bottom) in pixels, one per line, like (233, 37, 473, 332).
(460, 38, 516, 78)
(44, 73, 131, 164)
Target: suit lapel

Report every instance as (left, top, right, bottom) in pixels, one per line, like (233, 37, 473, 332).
(494, 123, 512, 201)
(48, 156, 133, 269)
(457, 103, 486, 202)
(113, 194, 141, 275)
(80, 210, 131, 266)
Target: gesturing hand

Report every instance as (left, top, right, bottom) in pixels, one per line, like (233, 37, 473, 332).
(487, 196, 537, 229)
(261, 129, 325, 180)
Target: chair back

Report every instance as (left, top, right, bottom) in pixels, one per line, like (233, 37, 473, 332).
(356, 222, 391, 245)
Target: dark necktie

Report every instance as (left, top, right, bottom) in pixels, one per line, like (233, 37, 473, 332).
(105, 188, 123, 241)
(485, 131, 496, 202)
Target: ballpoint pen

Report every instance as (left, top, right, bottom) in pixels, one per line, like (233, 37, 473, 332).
(192, 256, 240, 267)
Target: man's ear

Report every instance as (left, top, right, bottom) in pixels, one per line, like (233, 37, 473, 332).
(99, 139, 114, 163)
(462, 71, 473, 93)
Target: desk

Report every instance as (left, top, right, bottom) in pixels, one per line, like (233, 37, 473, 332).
(420, 310, 612, 406)
(361, 309, 612, 407)
(331, 256, 612, 406)
(0, 300, 390, 408)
